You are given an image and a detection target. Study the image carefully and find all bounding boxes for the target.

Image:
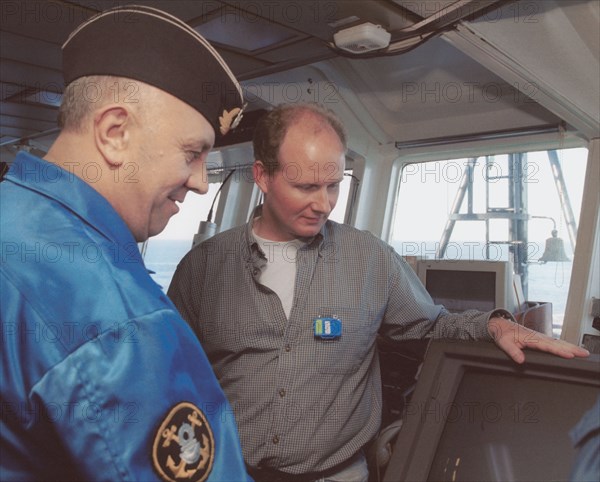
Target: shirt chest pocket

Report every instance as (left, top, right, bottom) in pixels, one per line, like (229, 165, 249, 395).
(311, 307, 379, 375)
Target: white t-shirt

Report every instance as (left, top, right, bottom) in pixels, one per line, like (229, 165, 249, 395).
(253, 231, 304, 319)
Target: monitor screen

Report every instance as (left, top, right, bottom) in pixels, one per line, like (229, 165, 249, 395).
(417, 260, 515, 313)
(384, 340, 600, 482)
(424, 269, 496, 312)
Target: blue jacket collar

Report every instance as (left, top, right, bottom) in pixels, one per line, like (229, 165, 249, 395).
(6, 151, 140, 253)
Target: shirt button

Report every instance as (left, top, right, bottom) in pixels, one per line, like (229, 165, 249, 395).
(272, 435, 280, 444)
(285, 345, 291, 352)
(279, 389, 286, 397)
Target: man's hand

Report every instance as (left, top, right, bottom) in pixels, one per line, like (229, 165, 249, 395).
(488, 316, 590, 364)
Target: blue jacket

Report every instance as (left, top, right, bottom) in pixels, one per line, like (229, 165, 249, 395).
(570, 396, 600, 482)
(1, 152, 251, 481)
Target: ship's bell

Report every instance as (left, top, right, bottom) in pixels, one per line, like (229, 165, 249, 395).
(539, 230, 570, 263)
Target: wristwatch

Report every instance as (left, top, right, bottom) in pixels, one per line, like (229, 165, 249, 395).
(490, 310, 514, 321)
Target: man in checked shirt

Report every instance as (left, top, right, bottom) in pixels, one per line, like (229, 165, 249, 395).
(168, 103, 589, 482)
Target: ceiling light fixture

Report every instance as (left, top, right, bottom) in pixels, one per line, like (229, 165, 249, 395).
(333, 22, 391, 54)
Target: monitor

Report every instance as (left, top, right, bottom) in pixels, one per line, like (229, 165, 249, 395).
(417, 259, 516, 313)
(383, 340, 600, 482)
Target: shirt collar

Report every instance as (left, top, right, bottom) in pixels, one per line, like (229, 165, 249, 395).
(6, 151, 140, 251)
(244, 204, 325, 255)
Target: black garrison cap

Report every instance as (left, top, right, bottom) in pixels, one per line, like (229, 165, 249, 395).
(62, 5, 244, 136)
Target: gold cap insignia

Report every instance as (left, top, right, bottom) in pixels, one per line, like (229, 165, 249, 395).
(152, 402, 215, 482)
(219, 107, 243, 136)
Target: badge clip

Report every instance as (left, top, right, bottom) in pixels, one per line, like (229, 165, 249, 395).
(313, 316, 342, 340)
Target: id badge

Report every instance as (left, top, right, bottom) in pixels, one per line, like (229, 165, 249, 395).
(313, 316, 342, 340)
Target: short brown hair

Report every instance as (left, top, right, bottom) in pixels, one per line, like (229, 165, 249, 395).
(252, 103, 347, 175)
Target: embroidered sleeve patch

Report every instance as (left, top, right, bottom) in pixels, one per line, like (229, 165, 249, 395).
(152, 402, 215, 482)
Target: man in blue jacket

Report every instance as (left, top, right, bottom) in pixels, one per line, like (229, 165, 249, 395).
(0, 5, 249, 481)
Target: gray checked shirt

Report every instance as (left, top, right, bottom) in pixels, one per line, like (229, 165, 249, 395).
(168, 214, 494, 475)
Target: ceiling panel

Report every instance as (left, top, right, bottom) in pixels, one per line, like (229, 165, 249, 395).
(196, 11, 300, 51)
(2, 0, 566, 149)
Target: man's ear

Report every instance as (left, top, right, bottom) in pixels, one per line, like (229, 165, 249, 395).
(93, 105, 132, 167)
(253, 160, 270, 194)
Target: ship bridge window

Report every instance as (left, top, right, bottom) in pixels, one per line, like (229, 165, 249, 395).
(390, 148, 587, 336)
(142, 182, 222, 290)
(141, 168, 354, 290)
(329, 169, 354, 224)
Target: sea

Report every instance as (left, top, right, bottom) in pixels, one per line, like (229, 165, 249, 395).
(143, 239, 194, 290)
(143, 238, 573, 335)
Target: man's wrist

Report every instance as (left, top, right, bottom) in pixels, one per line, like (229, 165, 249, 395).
(490, 309, 514, 321)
